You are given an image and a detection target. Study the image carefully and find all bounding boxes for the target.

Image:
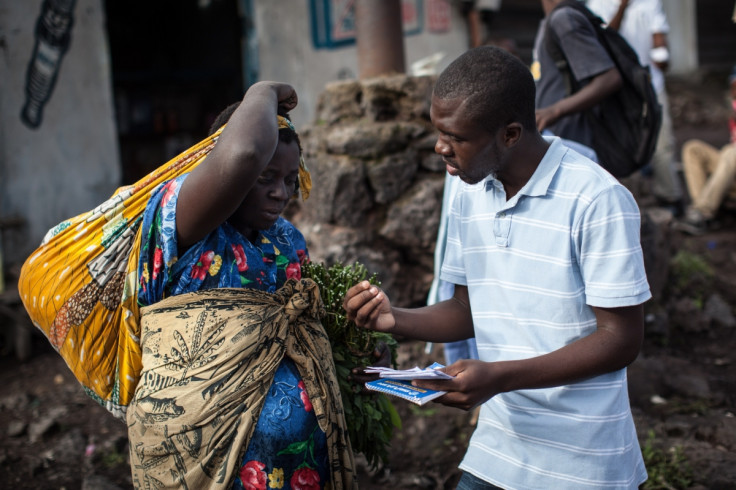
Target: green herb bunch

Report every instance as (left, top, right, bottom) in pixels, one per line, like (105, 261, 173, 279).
(302, 261, 401, 469)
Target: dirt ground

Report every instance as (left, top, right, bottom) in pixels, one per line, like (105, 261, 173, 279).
(1, 73, 736, 489)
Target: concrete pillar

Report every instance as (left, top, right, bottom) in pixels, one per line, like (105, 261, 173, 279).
(355, 0, 406, 78)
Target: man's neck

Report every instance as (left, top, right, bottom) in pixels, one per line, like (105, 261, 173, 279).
(498, 135, 551, 200)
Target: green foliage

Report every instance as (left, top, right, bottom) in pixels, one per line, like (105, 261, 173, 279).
(640, 430, 693, 490)
(302, 261, 401, 469)
(100, 448, 128, 468)
(669, 250, 714, 304)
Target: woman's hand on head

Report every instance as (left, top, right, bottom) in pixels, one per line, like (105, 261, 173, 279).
(249, 81, 298, 114)
(343, 281, 396, 332)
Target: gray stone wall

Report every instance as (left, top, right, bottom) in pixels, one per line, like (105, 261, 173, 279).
(289, 75, 444, 308)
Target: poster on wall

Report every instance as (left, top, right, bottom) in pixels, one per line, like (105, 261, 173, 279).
(21, 0, 77, 129)
(310, 0, 430, 49)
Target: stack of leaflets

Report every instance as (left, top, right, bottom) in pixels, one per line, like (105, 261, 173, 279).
(364, 362, 453, 405)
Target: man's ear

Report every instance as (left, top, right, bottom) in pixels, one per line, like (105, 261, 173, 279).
(503, 123, 523, 148)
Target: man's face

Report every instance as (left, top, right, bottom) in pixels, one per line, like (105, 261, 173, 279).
(430, 95, 505, 184)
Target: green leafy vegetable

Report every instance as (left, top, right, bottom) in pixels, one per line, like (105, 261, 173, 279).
(302, 261, 401, 468)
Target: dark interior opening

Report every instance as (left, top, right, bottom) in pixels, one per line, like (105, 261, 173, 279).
(104, 0, 245, 185)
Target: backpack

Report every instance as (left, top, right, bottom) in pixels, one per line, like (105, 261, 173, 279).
(544, 0, 662, 178)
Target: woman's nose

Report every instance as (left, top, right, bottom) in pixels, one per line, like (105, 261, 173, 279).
(271, 181, 291, 200)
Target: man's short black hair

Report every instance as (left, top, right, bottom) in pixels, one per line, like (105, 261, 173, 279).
(433, 46, 537, 133)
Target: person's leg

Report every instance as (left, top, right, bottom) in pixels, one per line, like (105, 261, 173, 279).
(695, 145, 736, 218)
(456, 472, 505, 490)
(650, 91, 683, 205)
(682, 139, 720, 208)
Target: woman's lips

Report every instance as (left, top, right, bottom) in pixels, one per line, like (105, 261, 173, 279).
(261, 209, 282, 221)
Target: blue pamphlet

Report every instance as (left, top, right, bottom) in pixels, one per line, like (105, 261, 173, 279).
(365, 378, 446, 405)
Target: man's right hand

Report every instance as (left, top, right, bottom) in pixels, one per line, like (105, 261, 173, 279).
(343, 281, 396, 332)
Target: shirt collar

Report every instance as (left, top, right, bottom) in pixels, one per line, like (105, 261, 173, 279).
(484, 135, 564, 198)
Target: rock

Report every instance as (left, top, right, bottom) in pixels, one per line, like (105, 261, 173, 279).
(365, 149, 419, 204)
(53, 428, 86, 465)
(7, 419, 27, 437)
(628, 356, 667, 408)
(82, 474, 125, 490)
(28, 406, 67, 443)
(325, 121, 427, 159)
(314, 80, 363, 125)
(640, 207, 673, 301)
(360, 75, 435, 122)
(664, 371, 711, 400)
(300, 154, 373, 227)
(694, 413, 736, 451)
(704, 294, 736, 328)
(0, 392, 32, 411)
(380, 177, 445, 249)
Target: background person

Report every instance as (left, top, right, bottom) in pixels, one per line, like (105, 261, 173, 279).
(676, 68, 736, 234)
(532, 0, 622, 161)
(586, 0, 684, 214)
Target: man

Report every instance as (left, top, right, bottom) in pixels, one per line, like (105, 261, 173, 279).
(586, 0, 684, 213)
(532, 0, 622, 161)
(344, 46, 650, 489)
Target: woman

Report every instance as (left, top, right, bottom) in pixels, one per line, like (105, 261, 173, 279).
(127, 82, 356, 489)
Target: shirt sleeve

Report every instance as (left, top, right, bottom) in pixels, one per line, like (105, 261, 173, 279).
(548, 7, 616, 83)
(574, 184, 652, 308)
(649, 0, 669, 34)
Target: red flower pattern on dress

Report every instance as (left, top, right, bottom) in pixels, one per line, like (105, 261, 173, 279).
(152, 247, 163, 280)
(239, 460, 267, 490)
(286, 262, 301, 280)
(231, 243, 248, 272)
(190, 251, 214, 280)
(297, 381, 313, 412)
(296, 249, 308, 265)
(290, 467, 320, 490)
(161, 179, 178, 207)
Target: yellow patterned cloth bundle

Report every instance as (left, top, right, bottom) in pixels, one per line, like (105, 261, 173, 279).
(17, 115, 311, 419)
(18, 131, 221, 418)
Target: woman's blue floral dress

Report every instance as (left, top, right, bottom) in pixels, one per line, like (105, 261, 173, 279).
(138, 175, 329, 490)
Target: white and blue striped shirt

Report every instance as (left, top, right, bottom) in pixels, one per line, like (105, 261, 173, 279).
(442, 137, 650, 489)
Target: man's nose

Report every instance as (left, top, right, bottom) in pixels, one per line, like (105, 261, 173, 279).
(435, 137, 451, 156)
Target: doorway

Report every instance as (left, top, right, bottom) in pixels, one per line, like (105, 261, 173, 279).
(104, 0, 246, 184)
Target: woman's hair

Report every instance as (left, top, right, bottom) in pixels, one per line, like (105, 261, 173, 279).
(209, 100, 303, 195)
(433, 46, 537, 134)
(208, 101, 302, 156)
